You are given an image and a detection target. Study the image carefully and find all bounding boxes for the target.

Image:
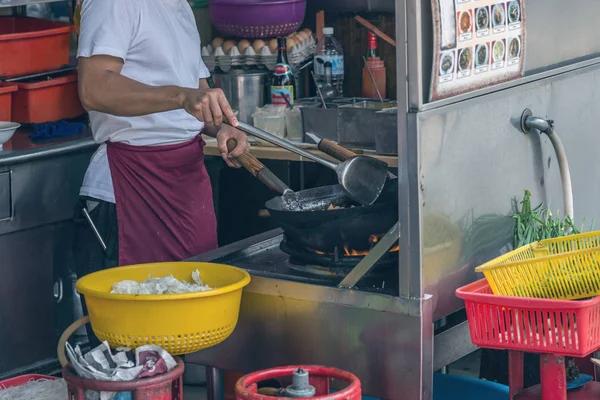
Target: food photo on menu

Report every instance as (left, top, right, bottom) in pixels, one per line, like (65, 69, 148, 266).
(492, 3, 506, 32)
(475, 6, 489, 35)
(457, 47, 472, 78)
(491, 38, 505, 69)
(475, 43, 489, 73)
(508, 0, 521, 25)
(440, 50, 456, 80)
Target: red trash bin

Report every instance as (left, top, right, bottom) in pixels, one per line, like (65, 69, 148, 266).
(62, 357, 185, 400)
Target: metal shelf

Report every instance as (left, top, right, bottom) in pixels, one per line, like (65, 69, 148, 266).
(0, 0, 67, 8)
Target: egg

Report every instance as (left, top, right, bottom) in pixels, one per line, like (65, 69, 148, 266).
(223, 40, 237, 55)
(237, 39, 251, 53)
(268, 39, 278, 53)
(211, 37, 224, 49)
(302, 28, 312, 37)
(287, 37, 299, 51)
(252, 39, 266, 53)
(296, 31, 308, 42)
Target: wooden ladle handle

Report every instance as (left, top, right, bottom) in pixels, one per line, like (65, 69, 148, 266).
(226, 138, 291, 195)
(317, 138, 357, 162)
(316, 138, 397, 179)
(226, 138, 264, 177)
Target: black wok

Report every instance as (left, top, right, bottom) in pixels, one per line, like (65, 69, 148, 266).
(265, 180, 397, 252)
(226, 139, 398, 253)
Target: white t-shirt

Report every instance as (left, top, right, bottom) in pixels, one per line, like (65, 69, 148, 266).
(77, 0, 210, 203)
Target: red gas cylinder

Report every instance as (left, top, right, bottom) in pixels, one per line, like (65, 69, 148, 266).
(235, 366, 361, 400)
(62, 357, 185, 400)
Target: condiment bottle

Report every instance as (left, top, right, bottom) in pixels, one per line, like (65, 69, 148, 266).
(270, 37, 296, 106)
(361, 31, 386, 100)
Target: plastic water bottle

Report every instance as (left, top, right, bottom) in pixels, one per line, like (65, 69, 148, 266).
(314, 27, 344, 96)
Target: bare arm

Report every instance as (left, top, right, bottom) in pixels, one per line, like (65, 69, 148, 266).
(78, 55, 185, 116)
(78, 56, 238, 126)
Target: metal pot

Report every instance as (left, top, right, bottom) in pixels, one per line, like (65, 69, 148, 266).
(213, 70, 270, 124)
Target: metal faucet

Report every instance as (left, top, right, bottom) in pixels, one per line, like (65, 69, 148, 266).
(520, 109, 574, 220)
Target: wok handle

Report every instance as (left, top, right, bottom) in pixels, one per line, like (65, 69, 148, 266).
(226, 139, 292, 195)
(318, 138, 357, 162)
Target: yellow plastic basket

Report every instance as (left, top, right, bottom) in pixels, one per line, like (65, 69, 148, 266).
(475, 231, 600, 300)
(76, 262, 251, 355)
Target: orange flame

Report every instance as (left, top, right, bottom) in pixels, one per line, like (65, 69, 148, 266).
(309, 234, 400, 257)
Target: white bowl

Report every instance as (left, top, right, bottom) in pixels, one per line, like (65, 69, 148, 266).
(0, 122, 20, 151)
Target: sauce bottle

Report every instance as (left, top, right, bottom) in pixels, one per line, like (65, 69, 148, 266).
(362, 32, 386, 100)
(270, 38, 296, 106)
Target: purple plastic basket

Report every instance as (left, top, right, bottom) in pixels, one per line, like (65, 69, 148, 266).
(209, 0, 307, 39)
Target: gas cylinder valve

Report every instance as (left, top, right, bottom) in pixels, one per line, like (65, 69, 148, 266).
(283, 368, 316, 398)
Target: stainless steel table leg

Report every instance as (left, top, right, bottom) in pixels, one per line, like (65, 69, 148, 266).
(435, 318, 448, 374)
(206, 366, 224, 400)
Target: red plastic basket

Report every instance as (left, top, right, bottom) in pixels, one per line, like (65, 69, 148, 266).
(0, 374, 58, 390)
(0, 17, 74, 79)
(0, 85, 17, 121)
(10, 71, 85, 123)
(456, 279, 600, 357)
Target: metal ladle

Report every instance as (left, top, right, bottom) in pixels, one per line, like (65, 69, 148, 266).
(231, 121, 389, 206)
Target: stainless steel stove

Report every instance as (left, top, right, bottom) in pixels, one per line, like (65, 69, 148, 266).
(186, 229, 472, 400)
(199, 229, 397, 294)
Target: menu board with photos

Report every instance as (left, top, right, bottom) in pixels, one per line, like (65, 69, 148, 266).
(429, 0, 525, 101)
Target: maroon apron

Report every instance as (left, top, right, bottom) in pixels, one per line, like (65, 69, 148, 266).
(106, 135, 217, 266)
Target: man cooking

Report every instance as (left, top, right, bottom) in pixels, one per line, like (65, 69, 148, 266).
(72, 0, 249, 285)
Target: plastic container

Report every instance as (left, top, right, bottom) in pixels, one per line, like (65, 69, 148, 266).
(314, 27, 344, 95)
(76, 262, 251, 355)
(432, 374, 509, 400)
(252, 107, 287, 144)
(0, 17, 74, 79)
(329, 375, 508, 400)
(0, 374, 58, 390)
(10, 71, 85, 123)
(456, 278, 600, 357)
(63, 357, 184, 400)
(475, 230, 600, 300)
(0, 85, 17, 121)
(285, 107, 304, 142)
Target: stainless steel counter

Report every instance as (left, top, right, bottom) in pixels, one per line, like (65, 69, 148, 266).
(0, 128, 97, 378)
(0, 129, 96, 167)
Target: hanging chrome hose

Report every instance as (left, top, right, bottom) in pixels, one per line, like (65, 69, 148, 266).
(520, 109, 574, 220)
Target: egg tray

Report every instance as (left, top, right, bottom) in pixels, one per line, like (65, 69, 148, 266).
(204, 43, 316, 73)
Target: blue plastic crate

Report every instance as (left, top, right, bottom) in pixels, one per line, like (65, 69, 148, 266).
(336, 374, 509, 400)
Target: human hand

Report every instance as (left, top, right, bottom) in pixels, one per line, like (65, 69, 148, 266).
(216, 125, 250, 168)
(182, 88, 239, 127)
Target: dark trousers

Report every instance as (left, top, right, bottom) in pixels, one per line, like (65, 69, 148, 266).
(72, 197, 119, 347)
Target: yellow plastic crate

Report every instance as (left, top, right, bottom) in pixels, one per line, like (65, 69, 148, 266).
(475, 231, 600, 299)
